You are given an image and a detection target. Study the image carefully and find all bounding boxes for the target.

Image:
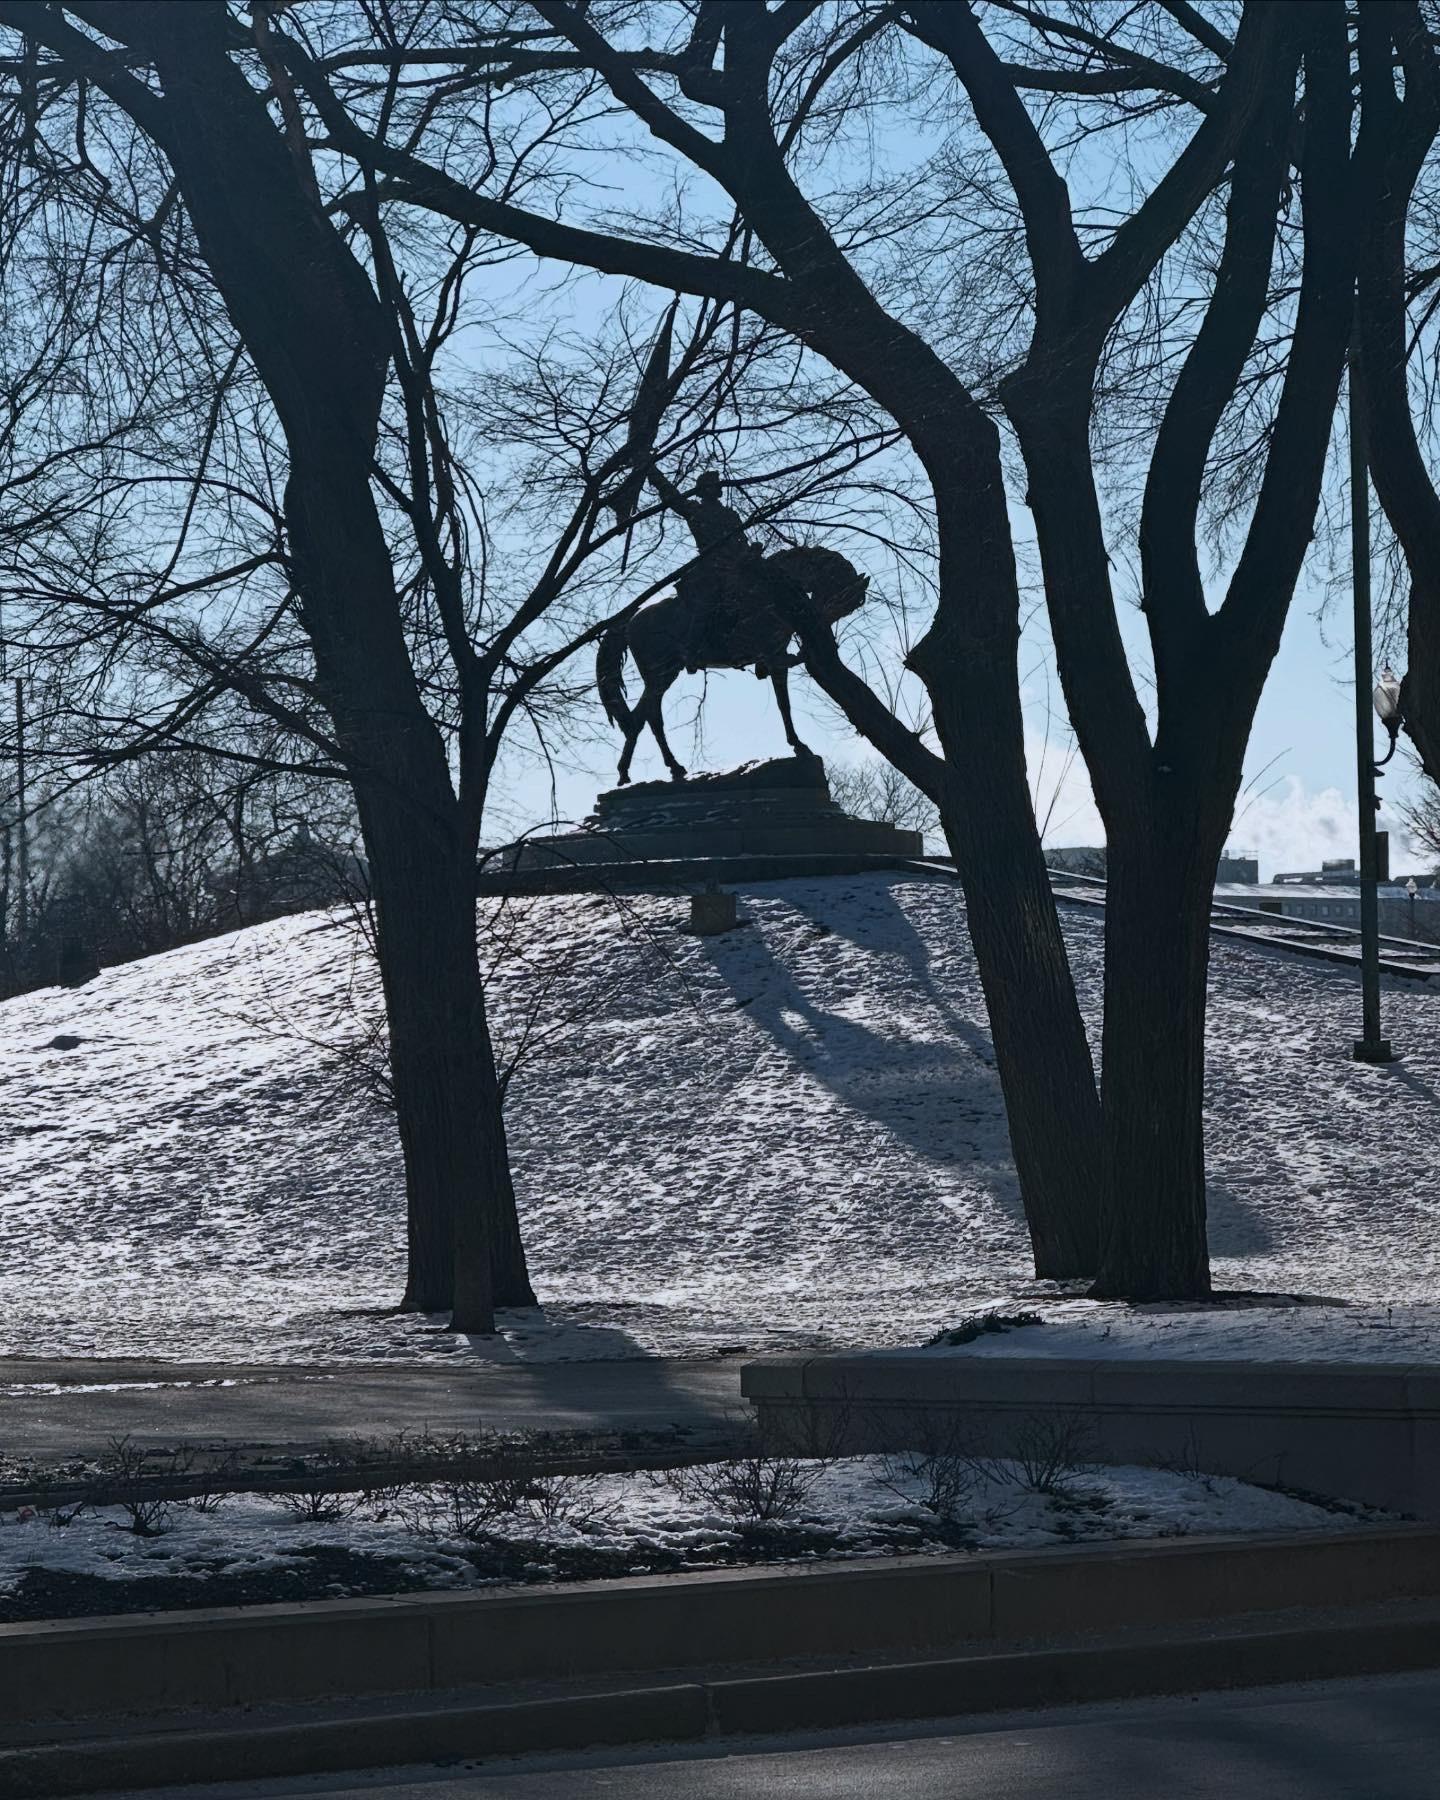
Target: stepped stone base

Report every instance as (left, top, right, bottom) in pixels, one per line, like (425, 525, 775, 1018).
(506, 756, 923, 869)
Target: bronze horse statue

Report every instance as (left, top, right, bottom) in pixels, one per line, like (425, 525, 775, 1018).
(596, 545, 869, 784)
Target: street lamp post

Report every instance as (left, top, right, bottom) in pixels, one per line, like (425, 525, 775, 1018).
(1350, 359, 1394, 1064)
(1407, 875, 1419, 939)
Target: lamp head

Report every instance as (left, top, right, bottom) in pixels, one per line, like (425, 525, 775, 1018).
(1373, 667, 1403, 727)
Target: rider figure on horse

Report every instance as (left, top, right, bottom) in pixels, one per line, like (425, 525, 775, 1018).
(648, 465, 762, 671)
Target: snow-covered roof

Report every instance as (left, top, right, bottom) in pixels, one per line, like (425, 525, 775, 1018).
(1214, 882, 1440, 903)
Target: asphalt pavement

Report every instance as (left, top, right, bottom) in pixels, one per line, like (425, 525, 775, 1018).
(95, 1671, 1440, 1799)
(0, 1356, 745, 1459)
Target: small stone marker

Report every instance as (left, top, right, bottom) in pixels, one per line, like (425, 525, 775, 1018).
(688, 886, 739, 935)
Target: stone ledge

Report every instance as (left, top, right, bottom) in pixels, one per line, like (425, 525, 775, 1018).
(476, 851, 944, 896)
(3, 1524, 1437, 1728)
(742, 1354, 1440, 1517)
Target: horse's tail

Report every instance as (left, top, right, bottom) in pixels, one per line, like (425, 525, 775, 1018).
(596, 624, 632, 730)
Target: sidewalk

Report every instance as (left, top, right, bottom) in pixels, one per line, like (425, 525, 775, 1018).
(0, 1356, 745, 1460)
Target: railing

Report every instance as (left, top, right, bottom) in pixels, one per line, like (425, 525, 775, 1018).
(1044, 866, 1440, 983)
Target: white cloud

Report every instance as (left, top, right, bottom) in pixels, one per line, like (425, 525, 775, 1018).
(1031, 742, 1426, 882)
(1228, 777, 1420, 881)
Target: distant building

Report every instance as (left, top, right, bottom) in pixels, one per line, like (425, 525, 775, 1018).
(1046, 845, 1107, 878)
(1215, 879, 1440, 945)
(1274, 836, 1402, 884)
(1050, 844, 1260, 884)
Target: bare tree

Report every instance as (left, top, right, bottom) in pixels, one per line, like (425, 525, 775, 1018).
(264, 1, 1372, 1297)
(261, 0, 1108, 1282)
(1399, 757, 1440, 865)
(1352, 2, 1440, 793)
(0, 736, 360, 996)
(827, 758, 939, 845)
(0, 0, 897, 1329)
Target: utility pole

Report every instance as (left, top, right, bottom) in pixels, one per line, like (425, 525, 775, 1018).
(1350, 354, 1392, 1063)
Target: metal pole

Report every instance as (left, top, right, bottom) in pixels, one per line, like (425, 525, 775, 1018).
(1350, 355, 1392, 1062)
(14, 676, 27, 941)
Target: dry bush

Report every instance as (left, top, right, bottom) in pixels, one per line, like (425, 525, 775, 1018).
(185, 1451, 244, 1515)
(656, 1403, 852, 1524)
(394, 1431, 613, 1540)
(1009, 1411, 1097, 1498)
(657, 1452, 828, 1523)
(89, 1437, 200, 1537)
(876, 1411, 980, 1518)
(267, 1439, 381, 1524)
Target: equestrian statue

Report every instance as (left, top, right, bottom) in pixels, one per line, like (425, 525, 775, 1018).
(596, 463, 869, 784)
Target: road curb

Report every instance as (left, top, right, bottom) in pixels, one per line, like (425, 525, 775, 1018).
(4, 1525, 1439, 1728)
(5, 1601, 1439, 1797)
(0, 1682, 710, 1798)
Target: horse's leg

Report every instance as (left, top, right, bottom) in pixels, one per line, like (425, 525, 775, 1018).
(770, 663, 812, 758)
(644, 671, 688, 780)
(616, 656, 655, 785)
(617, 704, 645, 785)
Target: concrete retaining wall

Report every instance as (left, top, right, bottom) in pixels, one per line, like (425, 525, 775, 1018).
(4, 1526, 1439, 1725)
(6, 1526, 1440, 1727)
(742, 1354, 1440, 1517)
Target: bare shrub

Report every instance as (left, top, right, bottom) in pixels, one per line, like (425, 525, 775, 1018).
(267, 1439, 378, 1523)
(876, 1412, 979, 1518)
(658, 1453, 828, 1523)
(186, 1451, 243, 1515)
(29, 1483, 86, 1530)
(1153, 1426, 1219, 1491)
(653, 1390, 861, 1525)
(394, 1431, 614, 1540)
(1009, 1412, 1097, 1498)
(90, 1437, 197, 1537)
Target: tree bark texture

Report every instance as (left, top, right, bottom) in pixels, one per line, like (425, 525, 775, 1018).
(86, 1, 534, 1327)
(910, 442, 1104, 1282)
(1090, 815, 1219, 1299)
(1353, 5, 1440, 793)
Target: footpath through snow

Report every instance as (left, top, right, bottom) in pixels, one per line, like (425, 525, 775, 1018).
(2, 872, 1438, 1365)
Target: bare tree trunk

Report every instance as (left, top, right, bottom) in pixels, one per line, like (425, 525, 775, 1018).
(1352, 5, 1440, 793)
(370, 833, 533, 1321)
(285, 461, 534, 1328)
(938, 803, 1105, 1278)
(1091, 817, 1217, 1299)
(913, 475, 1104, 1282)
(92, 2, 536, 1329)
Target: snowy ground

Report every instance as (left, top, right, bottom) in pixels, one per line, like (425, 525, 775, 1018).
(0, 1453, 1381, 1621)
(921, 1299, 1440, 1364)
(3, 872, 1438, 1365)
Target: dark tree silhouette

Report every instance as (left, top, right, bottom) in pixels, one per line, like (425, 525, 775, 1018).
(261, 0, 1373, 1296)
(0, 0, 900, 1327)
(1352, 2, 1440, 795)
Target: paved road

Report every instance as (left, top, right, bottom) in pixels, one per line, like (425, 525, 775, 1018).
(0, 1356, 745, 1459)
(99, 1672, 1440, 1799)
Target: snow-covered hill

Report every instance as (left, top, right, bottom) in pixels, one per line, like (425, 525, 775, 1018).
(3, 872, 1438, 1363)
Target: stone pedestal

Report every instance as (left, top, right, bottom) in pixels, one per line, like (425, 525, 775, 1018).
(507, 757, 924, 869)
(686, 888, 741, 935)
